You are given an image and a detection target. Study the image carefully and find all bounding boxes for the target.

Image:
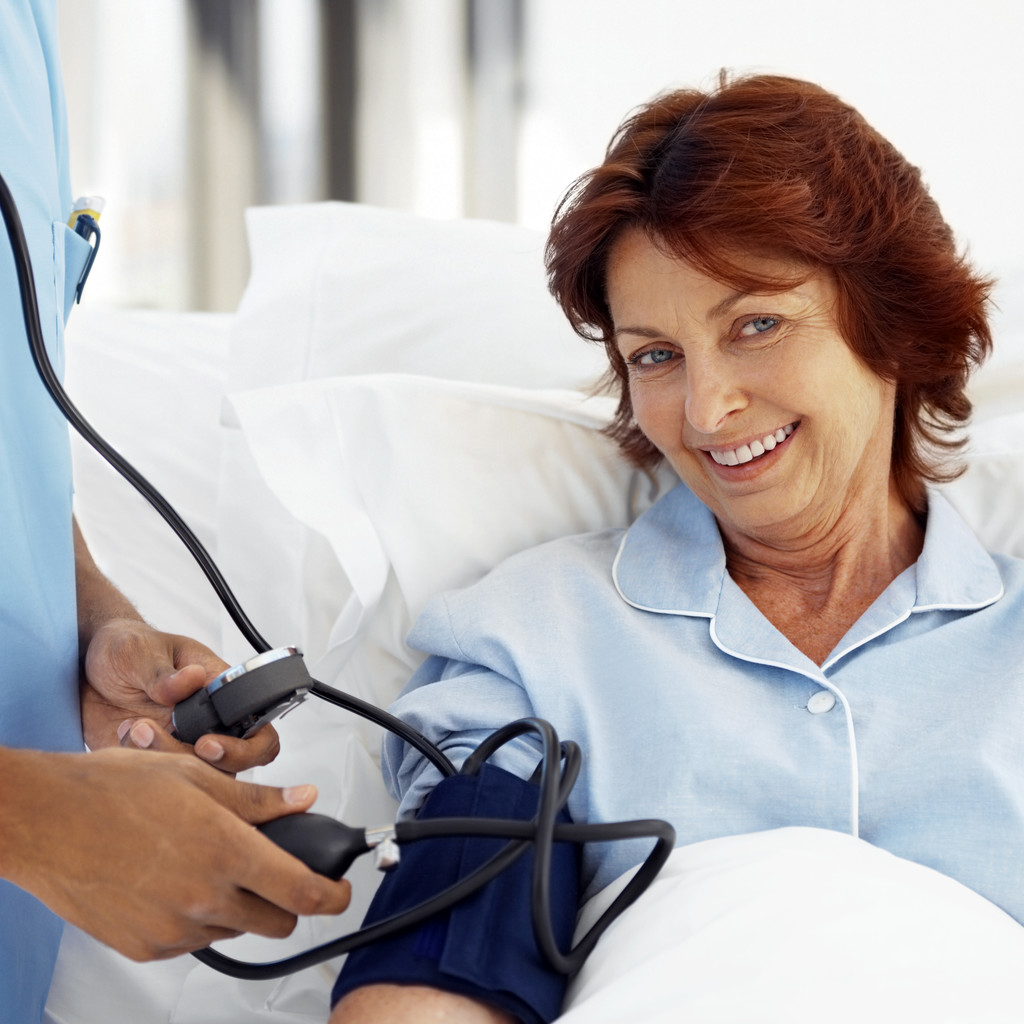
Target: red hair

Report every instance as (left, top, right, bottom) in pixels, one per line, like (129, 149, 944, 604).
(546, 73, 994, 510)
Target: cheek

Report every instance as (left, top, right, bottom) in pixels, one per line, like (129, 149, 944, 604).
(832, 360, 895, 428)
(629, 383, 683, 450)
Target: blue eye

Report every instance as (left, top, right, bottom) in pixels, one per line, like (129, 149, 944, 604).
(739, 316, 779, 337)
(634, 348, 676, 366)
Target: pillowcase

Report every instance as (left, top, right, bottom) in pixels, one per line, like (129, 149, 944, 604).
(225, 373, 675, 711)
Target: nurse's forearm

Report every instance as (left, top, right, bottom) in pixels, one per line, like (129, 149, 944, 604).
(73, 516, 145, 653)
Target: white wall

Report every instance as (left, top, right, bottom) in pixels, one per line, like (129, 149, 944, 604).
(520, 0, 1024, 276)
(59, 0, 1024, 309)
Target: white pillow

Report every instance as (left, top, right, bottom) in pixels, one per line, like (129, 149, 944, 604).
(942, 411, 1024, 559)
(229, 201, 608, 392)
(216, 201, 610, 664)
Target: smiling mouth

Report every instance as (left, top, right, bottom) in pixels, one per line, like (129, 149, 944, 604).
(709, 423, 796, 467)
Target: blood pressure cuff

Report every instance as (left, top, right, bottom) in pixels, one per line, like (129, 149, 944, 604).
(331, 763, 580, 1023)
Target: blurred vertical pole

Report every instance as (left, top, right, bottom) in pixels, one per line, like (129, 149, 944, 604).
(319, 0, 359, 201)
(186, 0, 262, 312)
(350, 0, 465, 216)
(464, 0, 524, 221)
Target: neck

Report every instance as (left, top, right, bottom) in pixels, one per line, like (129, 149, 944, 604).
(720, 482, 925, 665)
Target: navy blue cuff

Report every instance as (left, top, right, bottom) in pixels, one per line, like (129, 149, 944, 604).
(331, 763, 579, 1024)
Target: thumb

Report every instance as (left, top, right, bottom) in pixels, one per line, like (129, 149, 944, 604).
(219, 779, 320, 825)
(148, 662, 209, 707)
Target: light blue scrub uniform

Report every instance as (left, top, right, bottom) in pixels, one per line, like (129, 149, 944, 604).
(0, 2, 93, 1020)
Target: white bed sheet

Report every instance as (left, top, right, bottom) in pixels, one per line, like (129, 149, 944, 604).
(560, 828, 1024, 1023)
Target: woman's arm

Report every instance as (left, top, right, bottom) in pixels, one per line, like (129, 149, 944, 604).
(331, 985, 515, 1024)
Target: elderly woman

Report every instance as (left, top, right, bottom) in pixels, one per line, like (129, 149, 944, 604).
(330, 74, 1021, 1023)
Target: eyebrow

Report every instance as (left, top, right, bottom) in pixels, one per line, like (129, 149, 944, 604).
(707, 288, 749, 320)
(613, 288, 751, 345)
(613, 325, 663, 343)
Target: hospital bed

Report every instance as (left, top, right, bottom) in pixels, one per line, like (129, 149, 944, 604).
(44, 202, 1024, 1023)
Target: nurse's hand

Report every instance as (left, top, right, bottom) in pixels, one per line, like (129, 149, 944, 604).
(81, 617, 280, 774)
(0, 747, 351, 961)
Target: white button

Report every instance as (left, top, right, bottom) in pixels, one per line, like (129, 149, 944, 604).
(807, 690, 837, 714)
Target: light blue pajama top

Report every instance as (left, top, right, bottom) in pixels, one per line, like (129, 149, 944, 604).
(384, 482, 1024, 921)
(0, 3, 93, 1020)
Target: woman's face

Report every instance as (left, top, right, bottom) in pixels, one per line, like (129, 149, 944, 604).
(606, 229, 898, 547)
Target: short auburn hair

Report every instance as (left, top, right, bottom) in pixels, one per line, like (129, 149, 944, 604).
(546, 72, 994, 511)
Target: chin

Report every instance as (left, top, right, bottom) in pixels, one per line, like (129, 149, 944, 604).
(703, 491, 814, 544)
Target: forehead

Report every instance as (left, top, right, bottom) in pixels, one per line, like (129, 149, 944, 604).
(605, 228, 832, 319)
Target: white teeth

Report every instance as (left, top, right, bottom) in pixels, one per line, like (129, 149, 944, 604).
(710, 424, 795, 466)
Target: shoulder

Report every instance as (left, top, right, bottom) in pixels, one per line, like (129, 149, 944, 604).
(403, 525, 650, 691)
(410, 528, 627, 648)
(470, 527, 626, 595)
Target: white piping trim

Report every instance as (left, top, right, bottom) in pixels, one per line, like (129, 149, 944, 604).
(823, 609, 912, 673)
(828, 684, 860, 838)
(823, 585, 1004, 671)
(911, 586, 1004, 614)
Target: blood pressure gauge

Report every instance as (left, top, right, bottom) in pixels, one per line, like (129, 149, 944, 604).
(171, 646, 310, 743)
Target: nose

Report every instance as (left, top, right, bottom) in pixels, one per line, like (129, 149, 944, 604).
(684, 353, 747, 435)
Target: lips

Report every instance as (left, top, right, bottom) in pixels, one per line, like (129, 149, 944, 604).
(708, 423, 796, 466)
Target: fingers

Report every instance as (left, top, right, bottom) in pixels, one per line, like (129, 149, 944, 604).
(149, 635, 230, 707)
(237, 843, 354, 923)
(119, 714, 282, 774)
(120, 924, 246, 963)
(193, 723, 282, 772)
(214, 782, 355, 917)
(180, 775, 354, 924)
(87, 624, 283, 773)
(222, 777, 320, 822)
(142, 761, 353, 924)
(118, 717, 191, 755)
(152, 869, 351, 956)
(236, 866, 352, 931)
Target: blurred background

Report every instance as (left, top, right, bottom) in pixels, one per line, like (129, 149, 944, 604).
(58, 0, 1024, 313)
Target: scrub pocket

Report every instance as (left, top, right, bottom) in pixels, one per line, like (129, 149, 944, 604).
(57, 218, 94, 323)
(45, 219, 94, 380)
